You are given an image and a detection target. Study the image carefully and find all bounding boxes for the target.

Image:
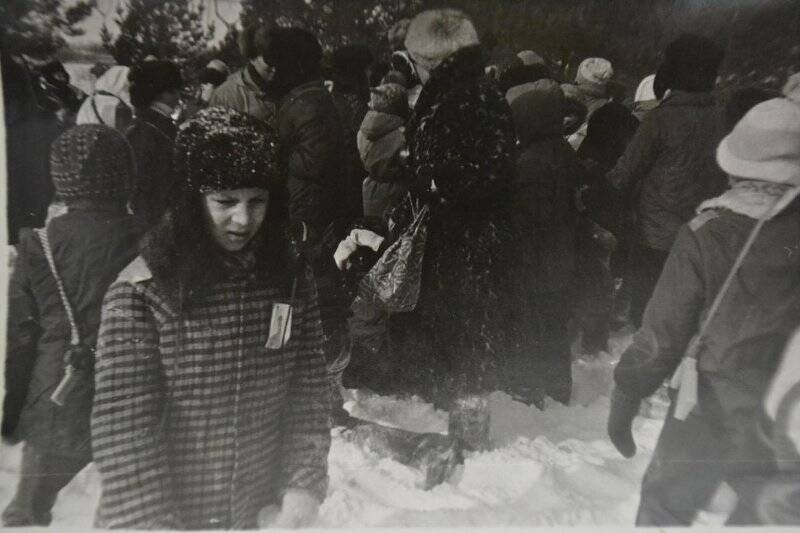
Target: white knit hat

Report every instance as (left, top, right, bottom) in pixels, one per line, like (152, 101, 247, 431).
(404, 9, 479, 72)
(575, 57, 613, 88)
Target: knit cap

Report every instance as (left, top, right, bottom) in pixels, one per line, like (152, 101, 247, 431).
(575, 57, 613, 92)
(174, 107, 281, 194)
(405, 9, 480, 72)
(50, 124, 133, 203)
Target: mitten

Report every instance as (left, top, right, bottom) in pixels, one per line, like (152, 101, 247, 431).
(607, 388, 640, 458)
(272, 490, 320, 529)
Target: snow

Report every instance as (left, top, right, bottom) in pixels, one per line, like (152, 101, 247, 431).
(0, 328, 667, 529)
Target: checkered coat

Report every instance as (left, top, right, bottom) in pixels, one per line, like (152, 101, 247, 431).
(91, 257, 330, 530)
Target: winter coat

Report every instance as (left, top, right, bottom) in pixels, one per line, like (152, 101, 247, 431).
(615, 202, 800, 442)
(607, 91, 727, 251)
(562, 83, 611, 150)
(331, 85, 370, 220)
(208, 66, 276, 125)
(125, 106, 178, 226)
(91, 256, 330, 530)
(277, 80, 351, 238)
(357, 110, 408, 219)
(510, 84, 581, 295)
(2, 205, 145, 455)
(385, 45, 524, 402)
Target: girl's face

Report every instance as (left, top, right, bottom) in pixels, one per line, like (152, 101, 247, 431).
(203, 188, 269, 252)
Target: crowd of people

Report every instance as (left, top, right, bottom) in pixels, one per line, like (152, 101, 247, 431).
(2, 6, 800, 529)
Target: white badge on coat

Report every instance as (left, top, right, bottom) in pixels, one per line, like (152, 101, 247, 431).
(266, 303, 293, 350)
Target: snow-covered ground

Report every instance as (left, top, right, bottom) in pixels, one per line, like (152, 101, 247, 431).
(0, 328, 669, 529)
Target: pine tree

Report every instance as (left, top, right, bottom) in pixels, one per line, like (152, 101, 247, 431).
(0, 0, 94, 58)
(103, 0, 214, 70)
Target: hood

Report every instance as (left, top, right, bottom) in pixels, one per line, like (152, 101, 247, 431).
(94, 66, 131, 105)
(509, 79, 564, 144)
(359, 110, 404, 141)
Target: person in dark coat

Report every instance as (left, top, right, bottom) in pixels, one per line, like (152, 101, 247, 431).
(607, 95, 800, 526)
(125, 60, 182, 226)
(607, 34, 727, 327)
(344, 10, 522, 426)
(328, 44, 374, 221)
(91, 108, 330, 529)
(4, 53, 70, 244)
(257, 28, 352, 422)
(506, 79, 580, 405)
(1, 125, 145, 526)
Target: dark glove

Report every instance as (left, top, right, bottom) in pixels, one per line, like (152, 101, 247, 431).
(607, 388, 640, 458)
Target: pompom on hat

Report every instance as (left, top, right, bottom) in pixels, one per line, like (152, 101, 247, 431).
(404, 9, 479, 72)
(174, 107, 281, 194)
(50, 124, 133, 203)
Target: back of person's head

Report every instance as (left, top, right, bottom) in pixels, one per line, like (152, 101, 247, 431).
(50, 124, 133, 204)
(499, 61, 551, 94)
(263, 27, 322, 82)
(659, 33, 724, 93)
(574, 57, 613, 97)
(128, 60, 182, 108)
(578, 101, 640, 169)
(199, 59, 230, 87)
(404, 9, 480, 72)
(239, 22, 271, 61)
(724, 86, 781, 132)
(508, 79, 565, 144)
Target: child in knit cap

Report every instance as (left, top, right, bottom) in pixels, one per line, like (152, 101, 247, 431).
(2, 124, 145, 527)
(357, 72, 411, 221)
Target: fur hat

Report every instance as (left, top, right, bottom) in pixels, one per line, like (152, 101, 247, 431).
(717, 97, 800, 186)
(174, 107, 281, 193)
(50, 124, 133, 202)
(404, 9, 480, 72)
(658, 34, 724, 93)
(575, 57, 613, 95)
(129, 60, 182, 108)
(369, 82, 408, 116)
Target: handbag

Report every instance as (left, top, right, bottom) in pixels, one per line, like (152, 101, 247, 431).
(35, 227, 94, 407)
(353, 195, 430, 314)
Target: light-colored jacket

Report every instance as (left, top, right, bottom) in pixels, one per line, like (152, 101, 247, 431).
(208, 67, 275, 125)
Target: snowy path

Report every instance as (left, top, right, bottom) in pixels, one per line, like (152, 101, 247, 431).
(0, 330, 666, 528)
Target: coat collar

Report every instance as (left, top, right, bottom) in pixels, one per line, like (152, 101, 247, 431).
(660, 90, 714, 108)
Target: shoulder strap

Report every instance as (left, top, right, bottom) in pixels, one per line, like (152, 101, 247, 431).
(35, 228, 80, 345)
(90, 95, 108, 126)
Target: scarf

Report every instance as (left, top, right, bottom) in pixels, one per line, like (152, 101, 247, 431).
(698, 178, 800, 220)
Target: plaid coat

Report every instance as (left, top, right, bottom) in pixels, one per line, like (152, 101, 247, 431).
(91, 257, 330, 530)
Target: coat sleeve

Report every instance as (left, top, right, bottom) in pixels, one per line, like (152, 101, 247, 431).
(91, 282, 181, 529)
(279, 269, 331, 503)
(614, 225, 705, 400)
(606, 111, 661, 190)
(2, 240, 41, 439)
